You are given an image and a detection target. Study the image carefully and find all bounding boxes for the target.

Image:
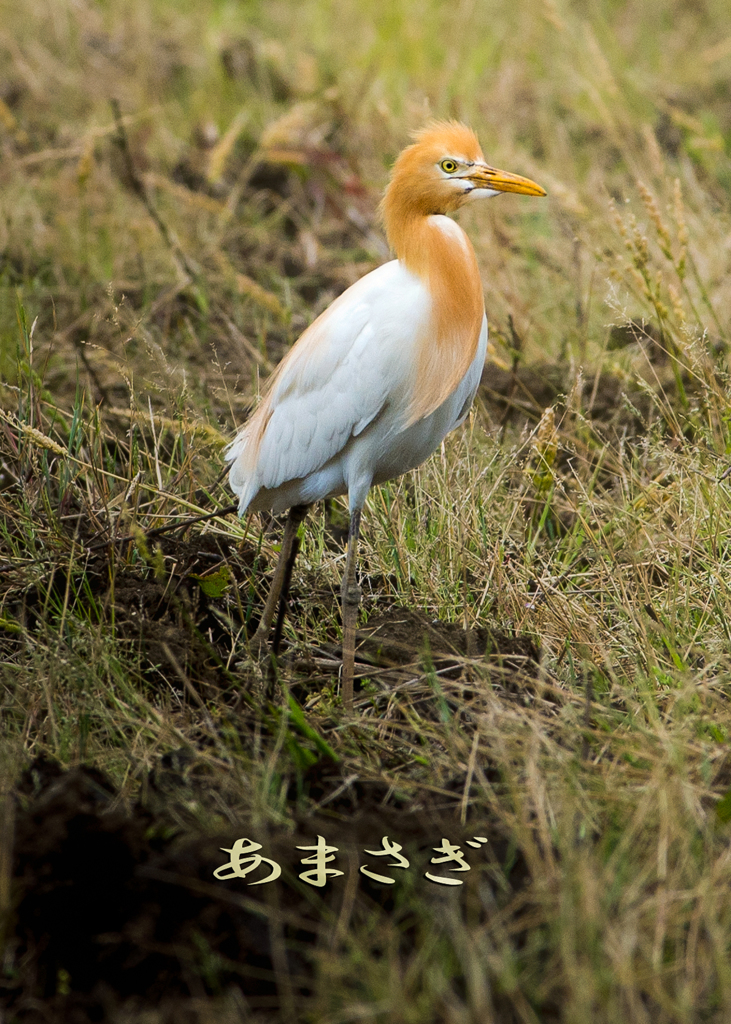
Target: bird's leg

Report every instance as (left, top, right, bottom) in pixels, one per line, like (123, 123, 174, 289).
(271, 530, 301, 659)
(254, 504, 309, 653)
(341, 508, 362, 714)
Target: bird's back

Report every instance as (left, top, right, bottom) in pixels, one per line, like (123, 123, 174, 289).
(226, 230, 486, 517)
(226, 259, 430, 513)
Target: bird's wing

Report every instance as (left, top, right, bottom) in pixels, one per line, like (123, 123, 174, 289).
(226, 260, 431, 511)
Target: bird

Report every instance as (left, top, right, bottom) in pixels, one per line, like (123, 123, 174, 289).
(226, 120, 546, 711)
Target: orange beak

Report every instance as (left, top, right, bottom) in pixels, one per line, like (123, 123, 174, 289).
(467, 164, 546, 197)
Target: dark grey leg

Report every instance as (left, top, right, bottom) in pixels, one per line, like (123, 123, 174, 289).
(341, 508, 361, 713)
(271, 530, 301, 658)
(254, 504, 309, 647)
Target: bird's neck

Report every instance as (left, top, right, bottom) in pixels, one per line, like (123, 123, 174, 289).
(385, 207, 484, 318)
(386, 211, 485, 425)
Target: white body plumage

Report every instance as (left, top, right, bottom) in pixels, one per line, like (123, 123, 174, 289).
(226, 244, 487, 516)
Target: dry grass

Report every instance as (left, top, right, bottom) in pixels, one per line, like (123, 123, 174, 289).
(2, 0, 731, 1021)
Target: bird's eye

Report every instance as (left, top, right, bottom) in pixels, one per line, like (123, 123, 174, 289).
(440, 159, 458, 174)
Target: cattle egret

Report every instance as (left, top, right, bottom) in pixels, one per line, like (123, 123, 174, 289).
(227, 121, 545, 711)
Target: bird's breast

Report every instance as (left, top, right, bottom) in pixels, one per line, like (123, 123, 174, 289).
(402, 215, 486, 425)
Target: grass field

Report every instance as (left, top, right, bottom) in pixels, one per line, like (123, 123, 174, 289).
(3, 0, 731, 1021)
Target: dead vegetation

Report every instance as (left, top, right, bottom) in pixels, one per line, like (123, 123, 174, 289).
(3, 0, 731, 1021)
